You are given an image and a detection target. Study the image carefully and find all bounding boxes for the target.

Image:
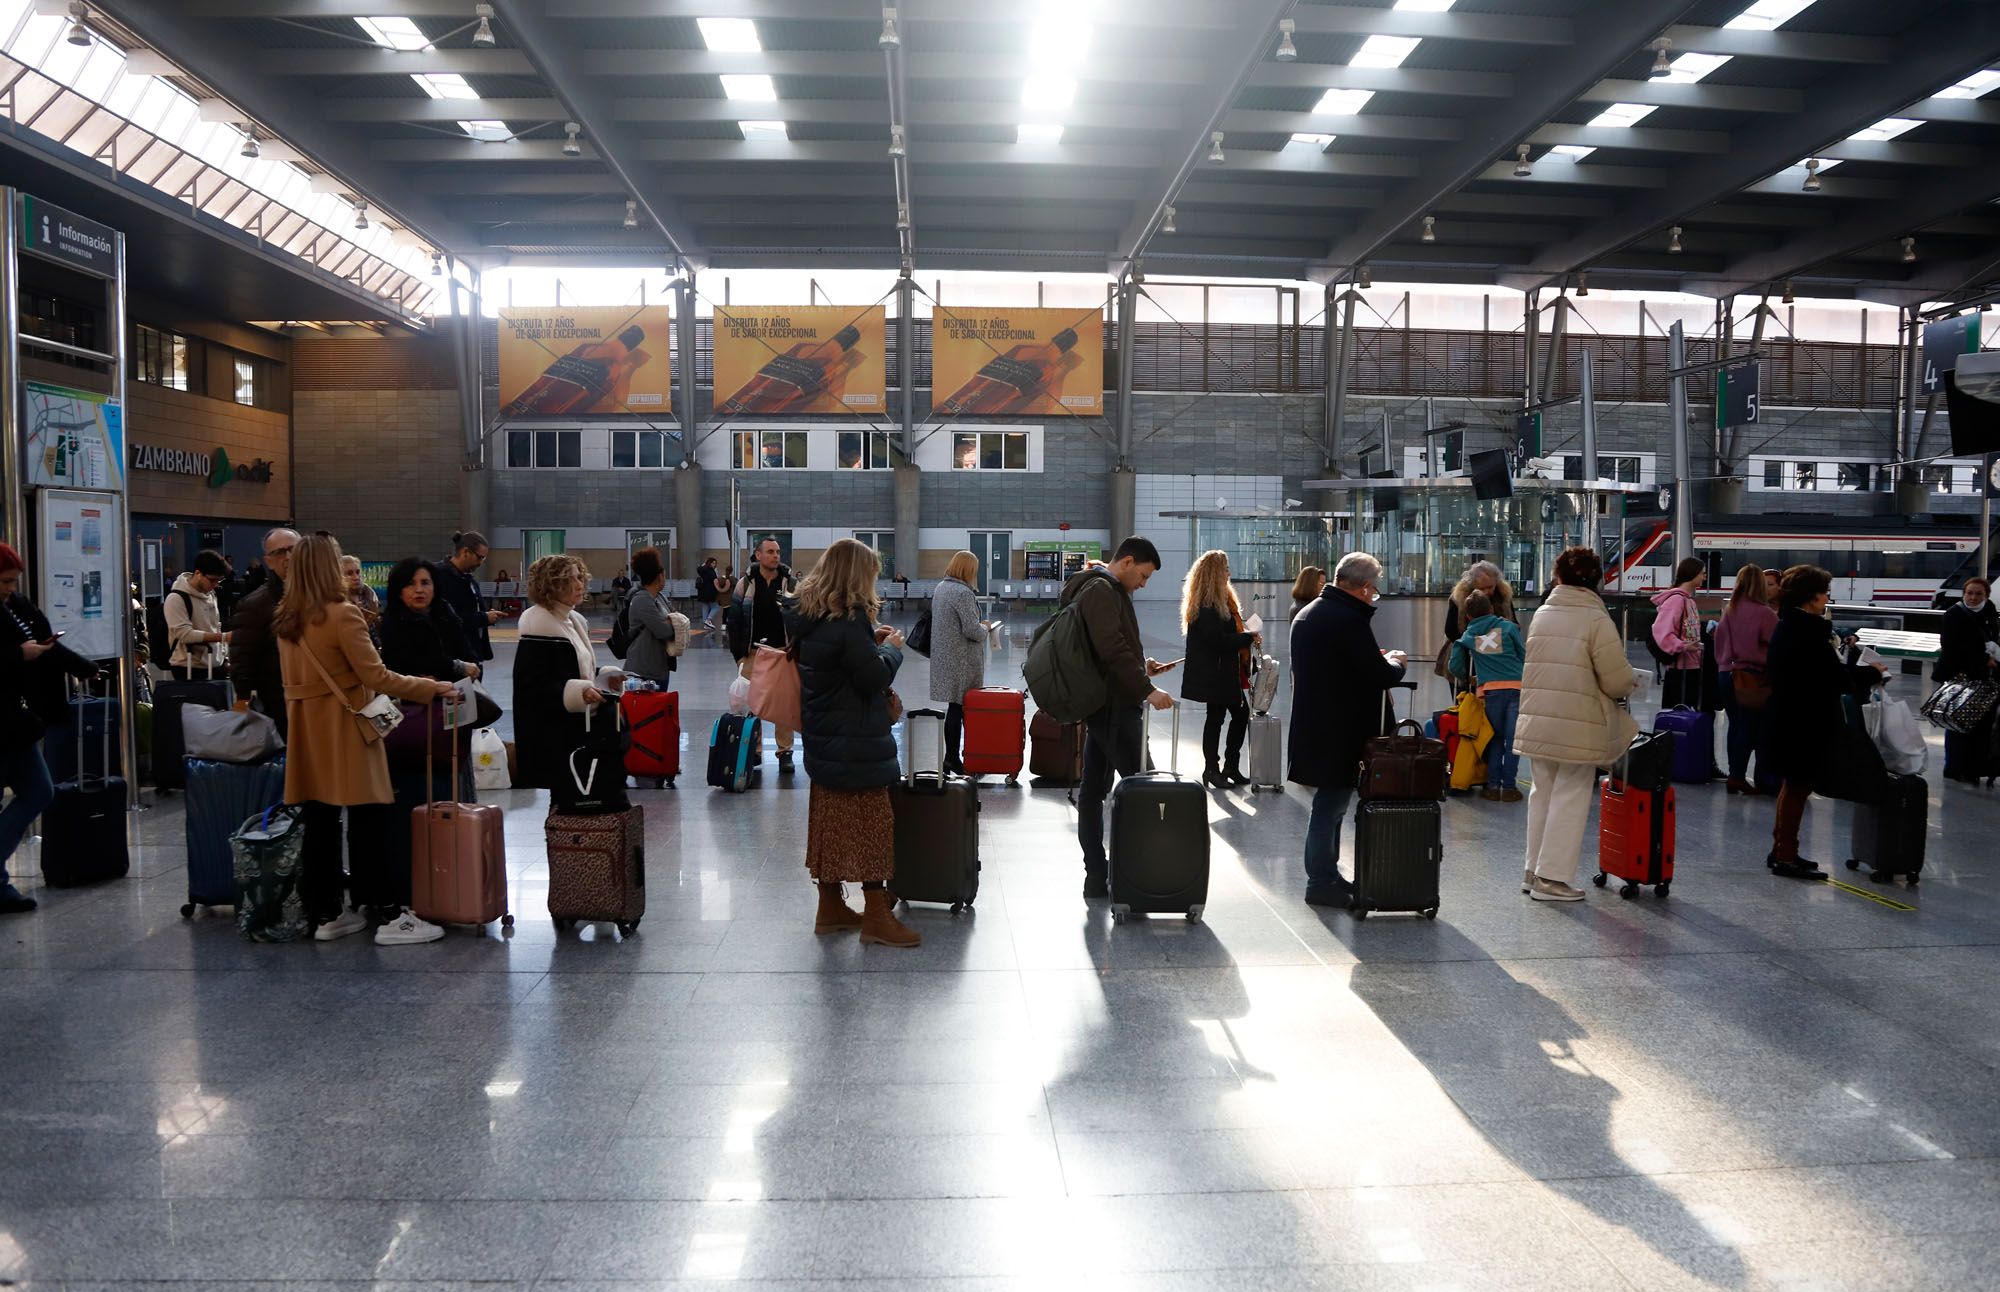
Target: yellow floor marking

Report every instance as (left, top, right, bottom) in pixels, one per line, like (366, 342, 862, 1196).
(1824, 877, 1918, 910)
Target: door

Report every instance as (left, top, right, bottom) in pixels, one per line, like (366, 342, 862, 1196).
(523, 529, 566, 566)
(969, 531, 1011, 595)
(138, 539, 164, 600)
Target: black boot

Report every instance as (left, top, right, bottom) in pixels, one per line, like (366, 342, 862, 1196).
(1223, 758, 1250, 787)
(1202, 764, 1231, 790)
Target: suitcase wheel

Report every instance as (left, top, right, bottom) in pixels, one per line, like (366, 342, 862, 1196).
(553, 918, 575, 932)
(949, 901, 970, 915)
(1846, 858, 1862, 871)
(1619, 882, 1639, 899)
(617, 919, 641, 936)
(501, 913, 515, 929)
(663, 776, 676, 788)
(180, 903, 195, 919)
(1591, 873, 1608, 888)
(1654, 882, 1670, 899)
(1110, 904, 1129, 923)
(1421, 907, 1438, 920)
(1186, 904, 1203, 924)
(1352, 907, 1369, 920)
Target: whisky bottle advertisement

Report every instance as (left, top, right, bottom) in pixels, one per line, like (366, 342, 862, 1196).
(497, 306, 671, 416)
(712, 305, 887, 415)
(931, 307, 1104, 416)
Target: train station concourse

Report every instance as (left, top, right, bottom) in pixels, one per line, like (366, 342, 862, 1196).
(4, 0, 2000, 1288)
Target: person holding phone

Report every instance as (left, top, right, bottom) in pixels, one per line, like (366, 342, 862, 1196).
(1180, 550, 1261, 789)
(0, 542, 96, 913)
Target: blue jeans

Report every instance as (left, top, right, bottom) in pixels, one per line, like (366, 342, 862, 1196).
(1481, 689, 1520, 790)
(1303, 784, 1356, 893)
(0, 743, 56, 885)
(1718, 671, 1770, 783)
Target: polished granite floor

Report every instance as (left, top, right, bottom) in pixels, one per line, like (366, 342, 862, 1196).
(3, 602, 1997, 1291)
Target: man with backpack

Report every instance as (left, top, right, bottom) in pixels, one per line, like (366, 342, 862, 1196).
(1029, 537, 1176, 899)
(729, 537, 799, 774)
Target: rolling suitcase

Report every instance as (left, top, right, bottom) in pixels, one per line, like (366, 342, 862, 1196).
(621, 688, 680, 788)
(1351, 799, 1442, 919)
(42, 682, 130, 888)
(707, 713, 760, 792)
(1847, 771, 1926, 886)
(960, 687, 1025, 783)
(183, 756, 286, 917)
(152, 660, 231, 791)
(545, 804, 645, 934)
(1028, 710, 1086, 787)
(1652, 705, 1716, 784)
(411, 723, 511, 930)
(1596, 780, 1675, 900)
(1247, 711, 1284, 792)
(904, 707, 947, 786)
(43, 691, 116, 787)
(889, 776, 980, 912)
(1108, 705, 1210, 923)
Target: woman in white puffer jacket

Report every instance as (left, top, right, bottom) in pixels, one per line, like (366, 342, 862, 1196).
(1515, 546, 1638, 903)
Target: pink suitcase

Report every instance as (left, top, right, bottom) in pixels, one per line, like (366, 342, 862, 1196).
(410, 709, 511, 930)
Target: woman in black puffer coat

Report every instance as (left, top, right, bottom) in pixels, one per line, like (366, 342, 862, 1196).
(783, 538, 916, 948)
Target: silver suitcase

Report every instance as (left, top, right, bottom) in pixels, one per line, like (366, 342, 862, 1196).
(1248, 712, 1284, 793)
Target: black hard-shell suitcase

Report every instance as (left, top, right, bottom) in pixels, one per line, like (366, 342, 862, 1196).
(1847, 772, 1926, 886)
(152, 663, 231, 791)
(1351, 799, 1442, 919)
(1108, 706, 1210, 923)
(43, 693, 117, 786)
(43, 689, 129, 888)
(889, 776, 980, 912)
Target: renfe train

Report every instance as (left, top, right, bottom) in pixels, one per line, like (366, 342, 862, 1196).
(1606, 514, 1988, 608)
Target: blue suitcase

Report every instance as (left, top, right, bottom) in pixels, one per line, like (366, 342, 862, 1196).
(707, 713, 761, 792)
(1652, 705, 1715, 784)
(183, 757, 287, 916)
(44, 694, 118, 786)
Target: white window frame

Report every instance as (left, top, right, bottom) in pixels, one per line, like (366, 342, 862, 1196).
(732, 428, 810, 470)
(950, 429, 1031, 471)
(610, 429, 672, 470)
(837, 429, 898, 470)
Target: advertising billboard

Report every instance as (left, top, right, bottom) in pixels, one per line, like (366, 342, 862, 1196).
(931, 306, 1104, 417)
(497, 306, 672, 417)
(712, 305, 887, 416)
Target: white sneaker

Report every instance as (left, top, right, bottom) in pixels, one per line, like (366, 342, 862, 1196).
(1529, 877, 1586, 903)
(374, 908, 445, 945)
(313, 908, 370, 941)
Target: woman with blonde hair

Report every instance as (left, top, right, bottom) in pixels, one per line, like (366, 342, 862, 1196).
(1442, 560, 1514, 688)
(783, 538, 916, 946)
(1181, 549, 1261, 789)
(1713, 562, 1778, 794)
(276, 534, 457, 944)
(511, 553, 608, 796)
(1291, 565, 1325, 619)
(927, 550, 990, 776)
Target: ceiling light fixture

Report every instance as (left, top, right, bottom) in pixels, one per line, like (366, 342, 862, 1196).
(1902, 235, 1916, 263)
(353, 200, 369, 231)
(1207, 131, 1225, 164)
(1420, 215, 1435, 243)
(471, 3, 495, 47)
(1576, 272, 1589, 296)
(1275, 17, 1297, 61)
(879, 6, 900, 49)
(888, 125, 906, 158)
(1649, 37, 1672, 78)
(1802, 157, 1822, 191)
(623, 200, 638, 229)
(65, 3, 90, 47)
(1358, 266, 1373, 289)
(1781, 279, 1795, 304)
(1513, 143, 1532, 177)
(562, 121, 582, 157)
(1161, 205, 1176, 235)
(1667, 225, 1682, 254)
(239, 131, 259, 160)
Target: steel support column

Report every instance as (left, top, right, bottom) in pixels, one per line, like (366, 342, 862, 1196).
(0, 191, 22, 557)
(894, 272, 918, 584)
(1669, 321, 1692, 568)
(673, 273, 702, 576)
(1538, 294, 1569, 404)
(1326, 285, 1358, 473)
(1579, 345, 1598, 483)
(1523, 289, 1541, 412)
(1114, 272, 1138, 467)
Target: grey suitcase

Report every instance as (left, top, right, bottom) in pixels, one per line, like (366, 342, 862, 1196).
(1351, 798, 1442, 919)
(1247, 712, 1284, 793)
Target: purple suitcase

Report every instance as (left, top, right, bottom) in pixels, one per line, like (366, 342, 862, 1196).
(1652, 705, 1715, 784)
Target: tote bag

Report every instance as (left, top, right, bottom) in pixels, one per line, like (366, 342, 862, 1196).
(747, 643, 803, 733)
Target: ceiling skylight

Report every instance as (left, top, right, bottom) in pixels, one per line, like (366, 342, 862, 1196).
(1313, 88, 1376, 116)
(1018, 0, 1093, 147)
(416, 72, 478, 100)
(1018, 122, 1064, 145)
(696, 18, 761, 53)
(1935, 68, 2000, 100)
(1290, 131, 1336, 146)
(738, 119, 787, 139)
(354, 17, 428, 52)
(1393, 0, 1458, 11)
(356, 18, 510, 144)
(720, 73, 777, 100)
(1351, 35, 1420, 69)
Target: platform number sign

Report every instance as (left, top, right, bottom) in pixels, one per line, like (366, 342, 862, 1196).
(1715, 360, 1760, 430)
(1514, 410, 1542, 458)
(1922, 313, 1982, 394)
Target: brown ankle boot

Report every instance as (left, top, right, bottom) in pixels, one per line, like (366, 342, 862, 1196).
(814, 882, 863, 934)
(859, 888, 920, 948)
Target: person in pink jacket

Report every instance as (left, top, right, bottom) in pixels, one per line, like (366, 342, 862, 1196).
(1650, 557, 1707, 708)
(1712, 563, 1778, 794)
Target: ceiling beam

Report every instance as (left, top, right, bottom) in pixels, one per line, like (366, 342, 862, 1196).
(256, 46, 1211, 84)
(1249, 64, 1514, 98)
(371, 138, 1162, 168)
(1518, 0, 2000, 288)
(203, 0, 1244, 24)
(485, 0, 705, 266)
(1577, 78, 1802, 114)
(1217, 109, 1461, 143)
(1110, 0, 1295, 271)
(1854, 250, 2000, 307)
(1313, 0, 1703, 282)
(1662, 24, 1889, 64)
(1528, 122, 1730, 154)
(1471, 157, 1667, 188)
(1904, 95, 2000, 126)
(1685, 149, 2000, 296)
(1287, 6, 1571, 46)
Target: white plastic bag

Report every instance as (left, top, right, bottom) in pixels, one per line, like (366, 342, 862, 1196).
(1864, 697, 1928, 777)
(728, 675, 752, 716)
(471, 727, 511, 790)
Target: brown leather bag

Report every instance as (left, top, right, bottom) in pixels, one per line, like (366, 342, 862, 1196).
(1731, 666, 1770, 711)
(1358, 688, 1449, 800)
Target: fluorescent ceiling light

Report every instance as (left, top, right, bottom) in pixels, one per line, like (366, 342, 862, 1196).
(721, 73, 777, 101)
(459, 119, 509, 141)
(354, 17, 429, 51)
(1289, 132, 1336, 146)
(1351, 35, 1420, 68)
(1936, 68, 2000, 99)
(1313, 88, 1375, 116)
(697, 18, 761, 52)
(1018, 122, 1064, 144)
(1021, 76, 1075, 110)
(738, 119, 787, 139)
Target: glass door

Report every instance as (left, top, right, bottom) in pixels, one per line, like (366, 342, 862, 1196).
(969, 531, 1011, 595)
(523, 529, 566, 566)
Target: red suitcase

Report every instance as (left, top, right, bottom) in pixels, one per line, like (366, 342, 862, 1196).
(621, 688, 680, 787)
(410, 724, 511, 930)
(960, 687, 1025, 784)
(1596, 779, 1675, 900)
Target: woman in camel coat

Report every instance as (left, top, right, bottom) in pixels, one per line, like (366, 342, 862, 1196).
(278, 534, 455, 941)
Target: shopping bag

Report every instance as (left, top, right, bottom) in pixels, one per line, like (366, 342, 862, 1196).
(1864, 697, 1928, 776)
(471, 727, 511, 790)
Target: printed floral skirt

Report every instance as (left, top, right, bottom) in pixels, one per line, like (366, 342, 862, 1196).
(804, 785, 895, 883)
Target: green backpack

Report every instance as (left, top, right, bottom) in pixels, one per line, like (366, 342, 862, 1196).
(1023, 576, 1110, 723)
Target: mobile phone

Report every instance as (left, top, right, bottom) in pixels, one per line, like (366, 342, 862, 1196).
(46, 630, 64, 639)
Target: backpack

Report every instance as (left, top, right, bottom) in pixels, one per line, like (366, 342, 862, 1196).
(145, 588, 195, 665)
(1023, 576, 1112, 723)
(607, 590, 635, 659)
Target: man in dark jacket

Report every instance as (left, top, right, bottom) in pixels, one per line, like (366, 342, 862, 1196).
(434, 531, 502, 664)
(1289, 552, 1408, 907)
(227, 527, 298, 737)
(1068, 536, 1177, 898)
(734, 538, 800, 773)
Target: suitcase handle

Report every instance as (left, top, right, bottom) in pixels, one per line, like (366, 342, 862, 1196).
(1142, 697, 1180, 775)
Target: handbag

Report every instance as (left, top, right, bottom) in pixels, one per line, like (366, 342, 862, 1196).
(748, 643, 803, 732)
(181, 703, 283, 763)
(300, 639, 403, 745)
(1732, 666, 1771, 711)
(1920, 676, 1999, 734)
(553, 703, 630, 815)
(1817, 694, 1889, 804)
(1358, 691, 1448, 800)
(907, 608, 933, 657)
(457, 678, 503, 730)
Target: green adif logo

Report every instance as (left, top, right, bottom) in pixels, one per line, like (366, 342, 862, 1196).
(207, 448, 234, 489)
